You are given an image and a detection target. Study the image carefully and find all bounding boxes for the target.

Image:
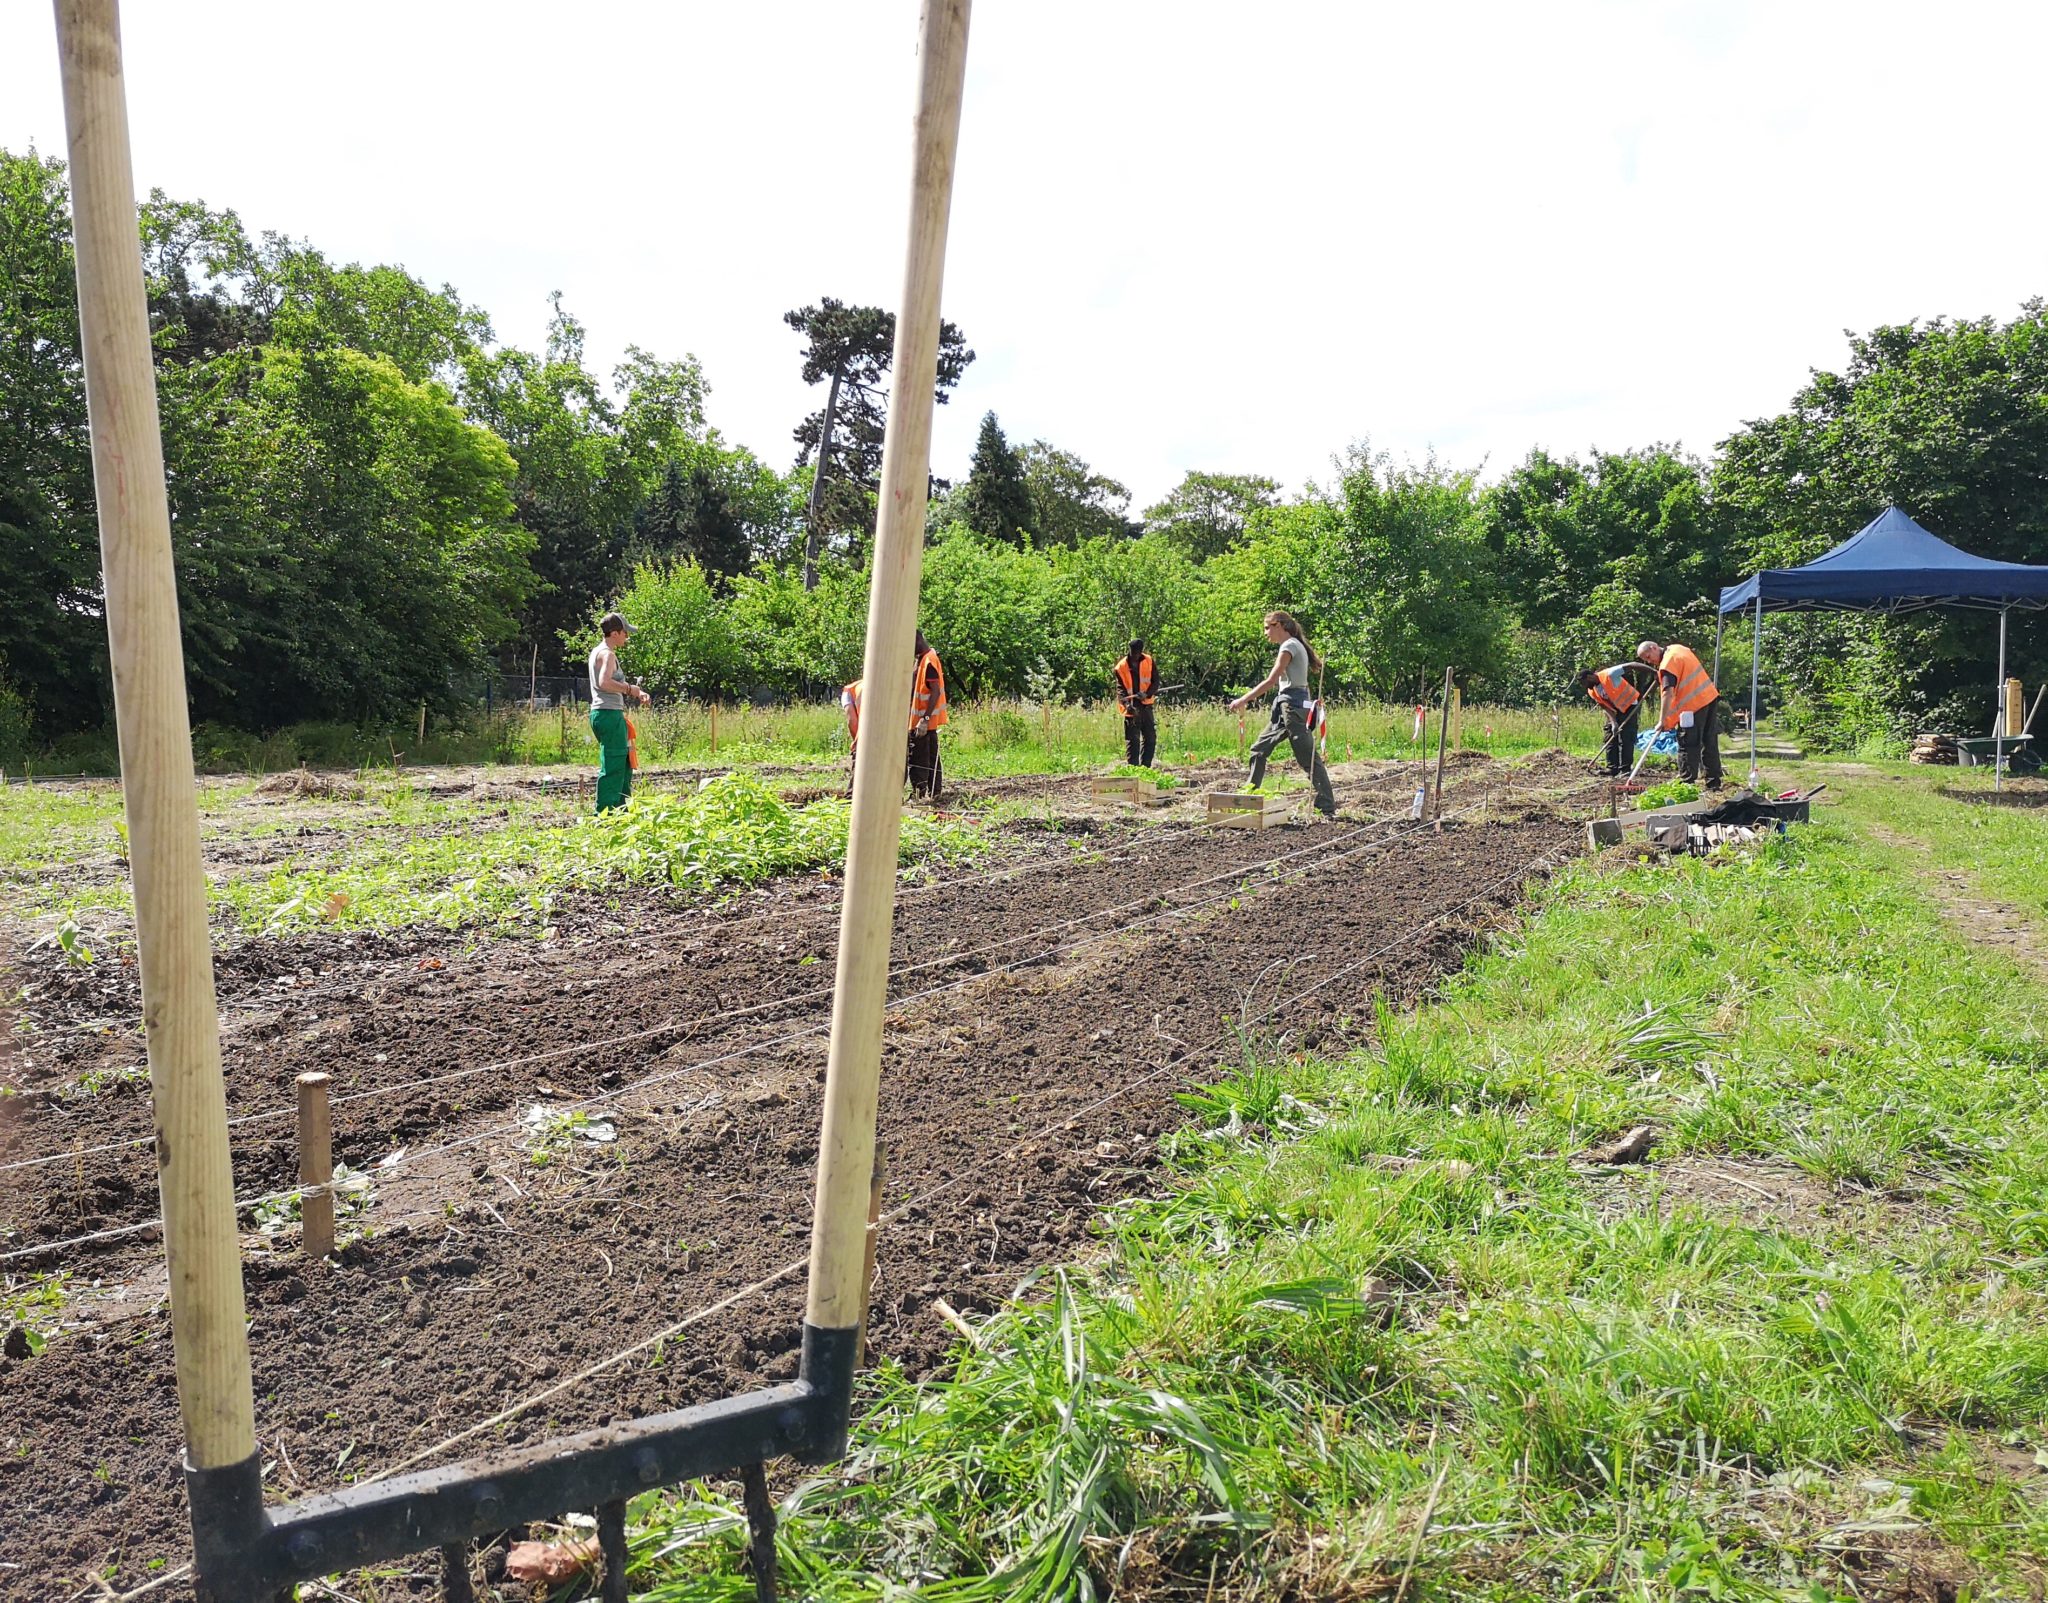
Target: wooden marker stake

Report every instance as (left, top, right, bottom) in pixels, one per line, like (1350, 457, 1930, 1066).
(297, 1072, 335, 1258)
(54, 0, 257, 1472)
(710, 699, 720, 755)
(806, 0, 972, 1341)
(857, 1150, 886, 1366)
(1431, 667, 1454, 821)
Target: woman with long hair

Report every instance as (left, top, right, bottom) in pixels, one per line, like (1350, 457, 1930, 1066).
(1227, 610, 1336, 817)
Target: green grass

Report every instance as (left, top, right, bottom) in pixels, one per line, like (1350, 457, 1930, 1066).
(626, 790, 2048, 1600)
(498, 697, 1606, 778)
(1818, 764, 2048, 922)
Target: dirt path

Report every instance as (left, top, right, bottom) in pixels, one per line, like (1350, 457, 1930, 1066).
(0, 756, 1595, 1601)
(1861, 820, 2048, 986)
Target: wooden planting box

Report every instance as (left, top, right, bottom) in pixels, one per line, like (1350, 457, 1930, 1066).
(1091, 776, 1174, 806)
(1205, 790, 1293, 828)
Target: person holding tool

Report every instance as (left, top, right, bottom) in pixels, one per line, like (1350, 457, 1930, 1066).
(1636, 638, 1724, 789)
(907, 630, 948, 800)
(1228, 610, 1337, 818)
(587, 612, 650, 813)
(1577, 662, 1652, 777)
(1110, 637, 1159, 767)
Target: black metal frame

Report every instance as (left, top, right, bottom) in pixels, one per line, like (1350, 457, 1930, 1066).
(185, 1323, 857, 1603)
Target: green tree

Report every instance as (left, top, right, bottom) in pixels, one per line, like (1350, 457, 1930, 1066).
(1018, 440, 1131, 546)
(956, 412, 1035, 544)
(0, 149, 100, 732)
(725, 562, 869, 693)
(169, 346, 531, 725)
(611, 560, 737, 698)
(462, 299, 709, 667)
(634, 457, 749, 585)
(1307, 446, 1506, 700)
(1713, 304, 2048, 740)
(1142, 470, 1282, 561)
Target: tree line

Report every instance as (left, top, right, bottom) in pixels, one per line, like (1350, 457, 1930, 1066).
(4, 144, 2044, 757)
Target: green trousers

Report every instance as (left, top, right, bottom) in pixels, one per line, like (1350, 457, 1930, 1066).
(590, 707, 632, 812)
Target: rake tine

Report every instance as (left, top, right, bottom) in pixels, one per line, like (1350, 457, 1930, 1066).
(439, 1541, 475, 1603)
(741, 1461, 779, 1603)
(598, 1498, 630, 1603)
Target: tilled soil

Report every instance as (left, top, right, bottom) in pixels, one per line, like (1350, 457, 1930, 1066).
(0, 755, 1594, 1601)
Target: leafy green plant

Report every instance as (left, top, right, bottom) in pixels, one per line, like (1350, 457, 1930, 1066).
(226, 774, 988, 935)
(30, 914, 95, 967)
(1638, 779, 1701, 808)
(2, 1271, 67, 1357)
(251, 1165, 373, 1238)
(524, 1105, 618, 1166)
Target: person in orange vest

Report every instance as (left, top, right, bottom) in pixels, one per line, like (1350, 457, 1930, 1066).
(907, 631, 948, 800)
(1110, 637, 1158, 767)
(1636, 638, 1723, 789)
(1576, 662, 1652, 777)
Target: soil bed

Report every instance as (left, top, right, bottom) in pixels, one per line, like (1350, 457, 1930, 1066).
(0, 754, 1594, 1600)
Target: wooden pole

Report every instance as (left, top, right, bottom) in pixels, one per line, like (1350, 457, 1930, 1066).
(806, 0, 972, 1336)
(297, 1072, 335, 1258)
(1430, 666, 1453, 820)
(53, 0, 256, 1472)
(417, 700, 427, 750)
(710, 698, 720, 755)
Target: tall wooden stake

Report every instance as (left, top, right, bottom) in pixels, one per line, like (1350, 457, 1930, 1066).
(54, 0, 256, 1472)
(806, 0, 972, 1337)
(1430, 667, 1454, 821)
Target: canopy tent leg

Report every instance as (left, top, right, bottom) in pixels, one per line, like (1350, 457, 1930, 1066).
(1748, 598, 1762, 789)
(1995, 606, 2008, 792)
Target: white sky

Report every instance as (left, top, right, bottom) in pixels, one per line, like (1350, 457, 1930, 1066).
(5, 1, 2045, 508)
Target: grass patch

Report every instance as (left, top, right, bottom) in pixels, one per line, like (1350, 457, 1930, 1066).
(629, 812, 2048, 1599)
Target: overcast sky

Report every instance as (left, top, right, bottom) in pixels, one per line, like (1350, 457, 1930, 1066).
(5, 1, 2044, 509)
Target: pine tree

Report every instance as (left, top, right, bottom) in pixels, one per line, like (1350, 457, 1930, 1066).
(958, 411, 1035, 544)
(634, 459, 751, 586)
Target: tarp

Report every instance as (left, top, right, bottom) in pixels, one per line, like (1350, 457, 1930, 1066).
(1718, 506, 2048, 615)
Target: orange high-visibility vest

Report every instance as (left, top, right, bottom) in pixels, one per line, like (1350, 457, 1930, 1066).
(910, 649, 948, 731)
(842, 680, 862, 748)
(1586, 665, 1640, 718)
(1657, 643, 1717, 730)
(1112, 653, 1157, 716)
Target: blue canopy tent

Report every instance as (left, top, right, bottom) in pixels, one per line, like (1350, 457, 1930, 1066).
(1715, 507, 2048, 786)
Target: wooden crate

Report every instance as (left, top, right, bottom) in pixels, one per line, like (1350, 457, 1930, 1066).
(1205, 790, 1293, 828)
(1092, 776, 1175, 806)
